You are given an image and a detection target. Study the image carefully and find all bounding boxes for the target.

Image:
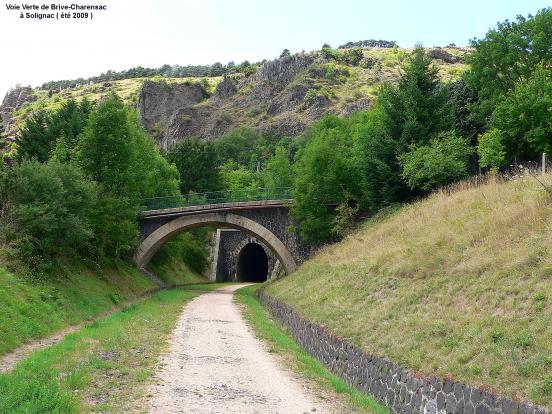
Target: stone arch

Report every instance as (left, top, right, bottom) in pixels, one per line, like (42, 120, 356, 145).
(135, 212, 297, 274)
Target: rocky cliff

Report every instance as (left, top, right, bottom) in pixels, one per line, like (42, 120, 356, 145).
(1, 47, 469, 152)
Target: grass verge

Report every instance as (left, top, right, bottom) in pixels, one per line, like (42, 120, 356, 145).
(236, 284, 389, 414)
(0, 284, 221, 413)
(266, 174, 552, 409)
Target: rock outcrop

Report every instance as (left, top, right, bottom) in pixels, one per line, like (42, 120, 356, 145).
(138, 80, 206, 145)
(0, 86, 36, 140)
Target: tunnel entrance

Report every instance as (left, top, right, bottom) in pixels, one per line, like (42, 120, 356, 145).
(236, 243, 269, 282)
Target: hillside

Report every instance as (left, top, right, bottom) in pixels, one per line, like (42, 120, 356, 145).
(0, 47, 468, 153)
(265, 173, 552, 410)
(0, 245, 207, 357)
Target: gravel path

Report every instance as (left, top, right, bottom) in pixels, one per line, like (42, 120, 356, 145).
(148, 284, 334, 414)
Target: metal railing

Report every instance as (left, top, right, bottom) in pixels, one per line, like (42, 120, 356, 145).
(141, 187, 292, 211)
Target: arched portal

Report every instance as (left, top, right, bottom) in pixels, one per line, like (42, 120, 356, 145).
(236, 243, 269, 282)
(135, 212, 296, 274)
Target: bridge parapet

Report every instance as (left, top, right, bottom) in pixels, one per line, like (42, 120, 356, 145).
(136, 195, 313, 277)
(141, 187, 292, 211)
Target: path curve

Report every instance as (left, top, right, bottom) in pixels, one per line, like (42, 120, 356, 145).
(148, 284, 332, 413)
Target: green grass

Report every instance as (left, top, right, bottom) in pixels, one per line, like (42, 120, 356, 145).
(266, 174, 552, 410)
(0, 285, 222, 413)
(236, 284, 389, 414)
(0, 261, 158, 356)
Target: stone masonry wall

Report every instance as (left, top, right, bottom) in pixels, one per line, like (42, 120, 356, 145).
(257, 290, 549, 414)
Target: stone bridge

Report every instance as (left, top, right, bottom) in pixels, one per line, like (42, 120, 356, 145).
(135, 199, 312, 282)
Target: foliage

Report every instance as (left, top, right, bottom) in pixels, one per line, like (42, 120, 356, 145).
(381, 47, 454, 148)
(477, 129, 507, 171)
(16, 99, 90, 163)
(263, 146, 293, 190)
(16, 99, 91, 162)
(39, 60, 260, 90)
(338, 39, 397, 49)
(465, 8, 552, 122)
(400, 132, 471, 191)
(291, 115, 364, 242)
(166, 137, 221, 194)
(280, 49, 291, 58)
(214, 128, 269, 170)
(219, 161, 263, 199)
(488, 66, 552, 163)
(0, 161, 96, 268)
(353, 106, 407, 210)
(149, 230, 210, 276)
(4, 94, 179, 268)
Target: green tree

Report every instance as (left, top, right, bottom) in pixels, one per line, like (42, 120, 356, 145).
(16, 99, 91, 163)
(382, 47, 454, 148)
(291, 115, 363, 242)
(356, 47, 455, 207)
(488, 66, 552, 162)
(15, 111, 51, 163)
(167, 138, 221, 194)
(219, 161, 262, 200)
(353, 106, 407, 209)
(214, 128, 267, 169)
(0, 160, 96, 268)
(477, 129, 506, 171)
(77, 95, 134, 194)
(280, 49, 291, 58)
(465, 8, 552, 122)
(263, 146, 293, 191)
(400, 132, 471, 191)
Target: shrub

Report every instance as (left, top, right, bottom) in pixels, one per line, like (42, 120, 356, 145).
(478, 129, 506, 171)
(0, 160, 96, 266)
(400, 132, 471, 191)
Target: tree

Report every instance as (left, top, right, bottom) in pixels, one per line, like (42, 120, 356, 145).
(166, 138, 221, 194)
(291, 115, 364, 242)
(280, 49, 291, 58)
(356, 47, 455, 208)
(78, 95, 134, 194)
(16, 99, 91, 163)
(383, 47, 454, 148)
(488, 66, 552, 162)
(400, 132, 471, 191)
(465, 8, 552, 122)
(214, 128, 267, 169)
(0, 160, 96, 267)
(15, 111, 51, 162)
(477, 129, 506, 172)
(263, 146, 293, 190)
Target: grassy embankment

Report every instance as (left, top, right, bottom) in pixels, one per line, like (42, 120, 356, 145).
(0, 285, 221, 413)
(236, 285, 389, 414)
(0, 250, 207, 357)
(266, 174, 552, 409)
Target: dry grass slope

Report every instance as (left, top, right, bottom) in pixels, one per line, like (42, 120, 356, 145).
(267, 174, 552, 409)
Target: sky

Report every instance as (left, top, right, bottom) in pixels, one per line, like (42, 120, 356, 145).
(0, 0, 549, 99)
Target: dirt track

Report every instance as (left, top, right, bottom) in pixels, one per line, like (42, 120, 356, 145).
(147, 284, 336, 413)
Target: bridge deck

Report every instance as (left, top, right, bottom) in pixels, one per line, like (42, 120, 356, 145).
(140, 199, 294, 219)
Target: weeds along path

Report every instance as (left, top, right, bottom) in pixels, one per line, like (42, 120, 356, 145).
(0, 290, 157, 373)
(148, 284, 334, 414)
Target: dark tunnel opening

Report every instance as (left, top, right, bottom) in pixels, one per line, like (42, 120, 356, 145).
(236, 243, 269, 282)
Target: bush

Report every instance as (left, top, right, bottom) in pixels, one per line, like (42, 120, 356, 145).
(0, 160, 96, 266)
(478, 129, 506, 171)
(400, 132, 471, 191)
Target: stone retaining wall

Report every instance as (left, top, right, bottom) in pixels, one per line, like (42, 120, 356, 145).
(257, 290, 548, 414)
